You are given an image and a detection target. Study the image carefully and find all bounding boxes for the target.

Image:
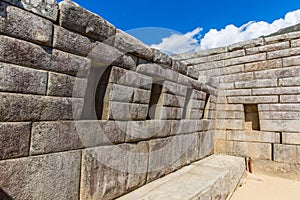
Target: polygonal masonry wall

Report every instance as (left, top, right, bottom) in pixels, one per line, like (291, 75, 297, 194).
(0, 0, 217, 199)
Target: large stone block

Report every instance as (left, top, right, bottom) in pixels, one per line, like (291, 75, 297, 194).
(227, 96, 278, 104)
(162, 81, 187, 97)
(0, 151, 81, 200)
(158, 93, 185, 107)
(0, 62, 47, 95)
(274, 144, 300, 164)
(172, 60, 187, 75)
(126, 120, 171, 142)
(228, 37, 264, 51)
(260, 120, 300, 132)
(258, 103, 300, 112)
(132, 88, 151, 104)
(30, 121, 126, 155)
(151, 48, 172, 67)
(246, 41, 290, 55)
(224, 53, 266, 66)
(268, 48, 300, 59)
(259, 111, 300, 120)
(47, 72, 87, 98)
(2, 0, 58, 21)
(255, 66, 300, 79)
(171, 120, 203, 135)
(0, 2, 53, 46)
(233, 141, 272, 159)
(0, 36, 91, 77)
(282, 132, 300, 145)
(220, 72, 254, 83)
(154, 106, 183, 120)
(109, 66, 152, 90)
(103, 102, 148, 121)
(59, 0, 115, 43)
(104, 83, 134, 103)
(53, 25, 97, 57)
(279, 77, 300, 86)
(0, 122, 31, 160)
(226, 130, 280, 143)
(81, 143, 149, 200)
(114, 30, 153, 60)
(244, 59, 282, 72)
(136, 63, 166, 79)
(0, 93, 83, 122)
(280, 95, 300, 103)
(235, 79, 277, 89)
(199, 131, 214, 159)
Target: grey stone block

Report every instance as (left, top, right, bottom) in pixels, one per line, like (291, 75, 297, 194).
(226, 130, 280, 143)
(151, 48, 172, 67)
(30, 121, 126, 155)
(109, 66, 152, 90)
(136, 63, 166, 79)
(0, 122, 31, 160)
(2, 0, 58, 21)
(282, 132, 300, 145)
(105, 83, 134, 102)
(103, 102, 148, 121)
(172, 60, 187, 75)
(0, 62, 48, 95)
(133, 88, 151, 104)
(158, 93, 185, 107)
(114, 30, 153, 60)
(59, 0, 115, 43)
(0, 2, 53, 46)
(162, 81, 187, 97)
(0, 93, 83, 122)
(47, 72, 87, 98)
(0, 36, 91, 77)
(53, 25, 97, 57)
(0, 151, 81, 200)
(126, 120, 171, 142)
(274, 144, 300, 164)
(81, 143, 148, 200)
(260, 120, 300, 132)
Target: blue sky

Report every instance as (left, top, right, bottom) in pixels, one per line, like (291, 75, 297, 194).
(59, 0, 300, 53)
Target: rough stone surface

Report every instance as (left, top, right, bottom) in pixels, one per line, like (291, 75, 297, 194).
(0, 93, 83, 122)
(114, 30, 153, 60)
(118, 154, 245, 200)
(47, 72, 87, 97)
(274, 144, 300, 164)
(0, 62, 48, 95)
(81, 143, 148, 200)
(30, 121, 127, 155)
(2, 0, 58, 21)
(0, 151, 81, 200)
(59, 0, 115, 43)
(0, 36, 91, 77)
(152, 48, 172, 67)
(0, 122, 31, 160)
(0, 2, 53, 46)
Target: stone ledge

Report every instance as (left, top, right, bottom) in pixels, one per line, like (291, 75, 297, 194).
(118, 154, 245, 200)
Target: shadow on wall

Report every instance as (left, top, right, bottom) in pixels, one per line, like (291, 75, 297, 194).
(0, 188, 13, 200)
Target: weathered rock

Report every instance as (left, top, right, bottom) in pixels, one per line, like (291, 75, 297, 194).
(136, 63, 166, 79)
(132, 88, 151, 104)
(59, 0, 115, 43)
(274, 144, 300, 164)
(30, 121, 126, 155)
(2, 0, 58, 21)
(0, 62, 47, 95)
(53, 25, 97, 57)
(47, 72, 88, 97)
(81, 143, 148, 200)
(0, 151, 81, 200)
(0, 93, 83, 122)
(0, 36, 91, 77)
(0, 122, 31, 160)
(172, 60, 187, 75)
(114, 30, 153, 60)
(0, 2, 53, 46)
(126, 120, 171, 142)
(151, 48, 172, 67)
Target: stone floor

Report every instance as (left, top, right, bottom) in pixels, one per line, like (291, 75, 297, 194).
(231, 172, 300, 200)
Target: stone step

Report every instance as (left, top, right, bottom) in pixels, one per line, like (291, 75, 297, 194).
(118, 154, 245, 200)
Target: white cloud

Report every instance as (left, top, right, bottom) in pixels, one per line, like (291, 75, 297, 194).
(151, 9, 300, 54)
(150, 28, 202, 54)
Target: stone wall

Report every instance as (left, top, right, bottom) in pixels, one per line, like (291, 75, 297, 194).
(0, 0, 217, 199)
(175, 32, 300, 178)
